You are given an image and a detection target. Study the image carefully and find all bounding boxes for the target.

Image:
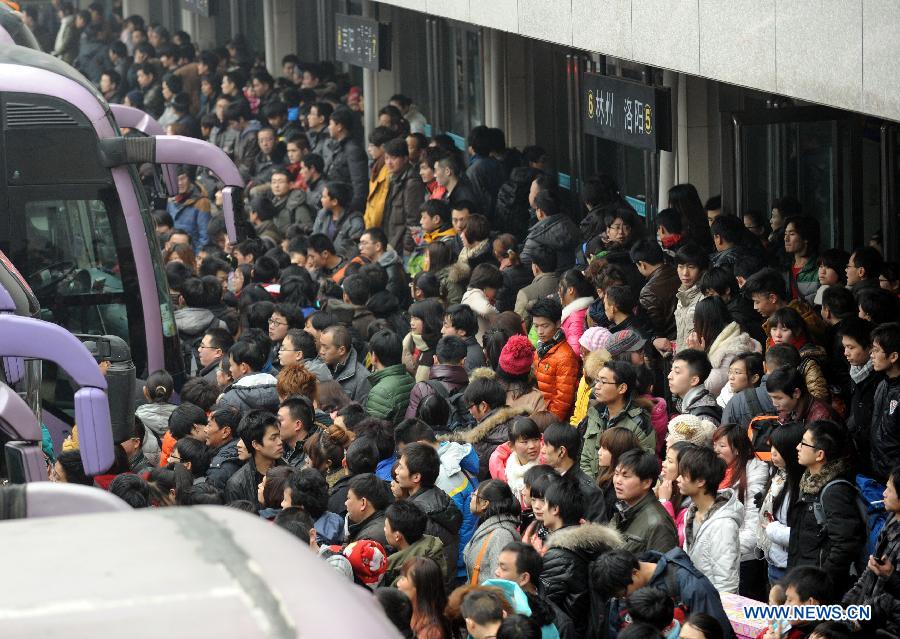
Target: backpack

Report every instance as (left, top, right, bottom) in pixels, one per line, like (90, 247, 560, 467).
(494, 167, 538, 244)
(424, 379, 475, 433)
(813, 478, 871, 576)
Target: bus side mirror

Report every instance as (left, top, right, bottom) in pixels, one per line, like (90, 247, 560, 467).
(74, 387, 114, 476)
(221, 186, 252, 244)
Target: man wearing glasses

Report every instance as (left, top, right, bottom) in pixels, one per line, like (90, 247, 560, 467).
(197, 327, 234, 385)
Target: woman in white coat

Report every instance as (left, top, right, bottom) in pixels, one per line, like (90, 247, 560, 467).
(712, 422, 770, 600)
(678, 445, 743, 593)
(688, 296, 761, 400)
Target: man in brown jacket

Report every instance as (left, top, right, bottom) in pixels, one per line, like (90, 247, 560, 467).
(630, 238, 679, 340)
(382, 138, 426, 256)
(514, 246, 559, 329)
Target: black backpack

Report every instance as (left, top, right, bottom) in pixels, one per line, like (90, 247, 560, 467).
(424, 379, 475, 433)
(813, 478, 870, 577)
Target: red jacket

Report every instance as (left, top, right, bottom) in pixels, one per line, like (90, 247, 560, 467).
(534, 340, 581, 422)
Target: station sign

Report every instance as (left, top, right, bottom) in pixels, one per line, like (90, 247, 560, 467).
(335, 14, 391, 71)
(582, 72, 672, 152)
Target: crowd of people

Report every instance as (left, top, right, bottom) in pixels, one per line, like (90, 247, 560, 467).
(23, 3, 900, 639)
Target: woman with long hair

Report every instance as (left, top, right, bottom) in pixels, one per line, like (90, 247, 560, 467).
(164, 242, 197, 273)
(304, 430, 347, 488)
(403, 299, 445, 382)
(768, 306, 830, 402)
(656, 439, 698, 546)
(757, 422, 805, 586)
(712, 422, 769, 599)
(423, 241, 456, 304)
(482, 327, 511, 371)
(668, 183, 713, 253)
(464, 480, 522, 584)
(595, 426, 643, 523)
(397, 557, 452, 639)
(690, 296, 761, 399)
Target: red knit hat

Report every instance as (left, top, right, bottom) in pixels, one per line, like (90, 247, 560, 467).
(341, 540, 388, 588)
(499, 334, 536, 376)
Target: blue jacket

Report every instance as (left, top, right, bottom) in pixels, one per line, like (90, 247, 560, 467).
(376, 456, 396, 482)
(167, 190, 211, 252)
(436, 442, 480, 577)
(315, 511, 345, 546)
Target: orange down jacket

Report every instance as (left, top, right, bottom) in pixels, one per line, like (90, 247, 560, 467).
(534, 341, 582, 422)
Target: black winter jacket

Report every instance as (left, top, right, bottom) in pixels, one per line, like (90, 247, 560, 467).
(787, 461, 866, 595)
(844, 517, 900, 636)
(520, 214, 581, 274)
(871, 376, 900, 483)
(847, 368, 884, 477)
(541, 523, 623, 639)
(323, 136, 369, 212)
(206, 439, 242, 491)
(409, 486, 463, 589)
(347, 510, 389, 548)
(383, 163, 426, 255)
(224, 458, 260, 504)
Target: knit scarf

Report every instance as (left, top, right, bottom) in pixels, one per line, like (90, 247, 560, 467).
(850, 359, 875, 385)
(459, 239, 489, 266)
(536, 329, 565, 359)
(661, 233, 683, 249)
(506, 453, 537, 508)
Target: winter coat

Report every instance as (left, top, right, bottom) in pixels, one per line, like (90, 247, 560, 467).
(788, 255, 820, 306)
(330, 348, 372, 404)
(611, 490, 679, 555)
(561, 297, 594, 357)
(497, 263, 533, 314)
(534, 338, 581, 422)
(466, 154, 505, 218)
(464, 514, 521, 584)
(683, 488, 743, 593)
(168, 190, 211, 252)
(779, 393, 837, 428)
(871, 375, 900, 483)
(224, 457, 262, 504)
(410, 486, 463, 589)
(843, 517, 900, 636)
(787, 460, 866, 595)
(463, 336, 486, 374)
(385, 534, 447, 586)
(798, 343, 830, 402)
(135, 402, 177, 466)
(674, 285, 705, 352)
(436, 442, 479, 577)
(300, 357, 333, 383)
(846, 366, 883, 478)
(52, 15, 79, 64)
(515, 272, 560, 326)
(581, 401, 655, 479)
(461, 286, 497, 346)
(383, 163, 426, 255)
(272, 189, 315, 234)
(640, 263, 680, 339)
(403, 332, 437, 383)
(365, 364, 416, 422)
(610, 548, 736, 639)
(675, 386, 723, 424)
(727, 294, 766, 347)
(174, 307, 225, 354)
(315, 511, 345, 546)
(378, 250, 412, 308)
(206, 438, 242, 491)
(722, 380, 775, 428)
(762, 298, 828, 349)
(541, 523, 623, 638)
(312, 208, 365, 260)
(520, 214, 581, 275)
(405, 364, 469, 419)
(233, 121, 262, 182)
(75, 37, 111, 84)
(364, 160, 390, 229)
(347, 510, 389, 548)
(705, 322, 762, 398)
(443, 406, 528, 481)
(218, 372, 280, 414)
(507, 385, 547, 414)
(323, 136, 369, 212)
(327, 475, 351, 517)
(731, 457, 770, 562)
(757, 468, 791, 569)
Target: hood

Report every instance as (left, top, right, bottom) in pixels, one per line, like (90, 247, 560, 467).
(688, 488, 743, 545)
(429, 364, 469, 386)
(481, 579, 533, 616)
(411, 487, 462, 533)
(322, 298, 356, 326)
(448, 261, 471, 286)
(561, 296, 594, 322)
(234, 372, 278, 388)
(443, 406, 528, 445)
(438, 441, 474, 475)
(544, 522, 624, 554)
(174, 307, 219, 336)
(707, 322, 759, 367)
(377, 249, 402, 268)
(135, 403, 177, 436)
(240, 119, 262, 140)
(530, 214, 580, 249)
(469, 367, 497, 381)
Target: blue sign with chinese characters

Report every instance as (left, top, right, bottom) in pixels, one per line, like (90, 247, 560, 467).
(582, 73, 672, 152)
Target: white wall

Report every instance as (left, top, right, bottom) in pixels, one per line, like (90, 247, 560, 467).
(372, 0, 900, 123)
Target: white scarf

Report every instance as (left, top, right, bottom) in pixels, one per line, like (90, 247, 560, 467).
(506, 453, 537, 508)
(850, 359, 875, 384)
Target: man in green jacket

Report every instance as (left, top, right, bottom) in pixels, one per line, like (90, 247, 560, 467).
(383, 500, 448, 585)
(365, 329, 415, 422)
(581, 361, 655, 479)
(611, 449, 678, 555)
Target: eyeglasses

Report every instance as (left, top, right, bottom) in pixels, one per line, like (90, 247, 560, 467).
(169, 455, 182, 463)
(607, 224, 627, 232)
(595, 378, 620, 386)
(799, 441, 818, 450)
(198, 344, 217, 351)
(278, 347, 299, 352)
(268, 318, 287, 326)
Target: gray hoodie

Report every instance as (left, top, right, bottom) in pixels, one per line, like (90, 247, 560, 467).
(218, 372, 280, 413)
(135, 402, 177, 466)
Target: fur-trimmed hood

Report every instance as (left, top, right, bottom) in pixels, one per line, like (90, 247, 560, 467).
(469, 367, 497, 381)
(544, 522, 624, 554)
(449, 260, 471, 286)
(441, 406, 527, 444)
(707, 322, 760, 368)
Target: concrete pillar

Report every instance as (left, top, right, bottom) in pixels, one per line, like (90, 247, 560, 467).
(658, 70, 678, 211)
(181, 8, 216, 50)
(121, 0, 150, 19)
(263, 0, 298, 79)
(484, 29, 505, 129)
(361, 0, 377, 141)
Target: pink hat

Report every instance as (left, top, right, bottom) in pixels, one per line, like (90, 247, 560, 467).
(498, 334, 535, 376)
(579, 326, 612, 352)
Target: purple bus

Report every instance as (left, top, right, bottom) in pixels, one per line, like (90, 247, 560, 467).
(0, 4, 40, 50)
(0, 45, 249, 434)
